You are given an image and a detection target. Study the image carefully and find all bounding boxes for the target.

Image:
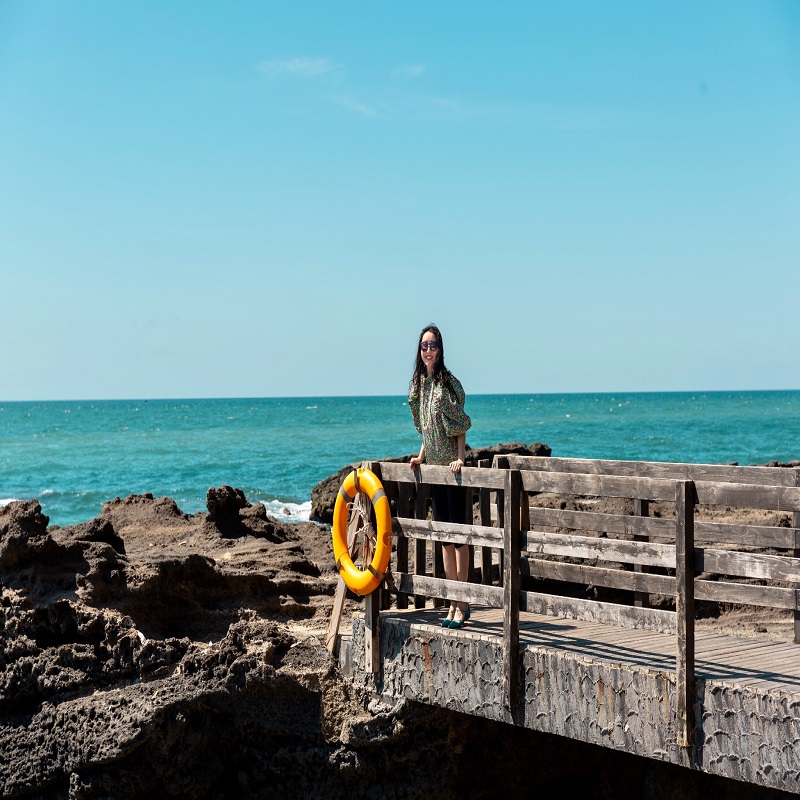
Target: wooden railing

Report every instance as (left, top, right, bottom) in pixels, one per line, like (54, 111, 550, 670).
(362, 457, 800, 748)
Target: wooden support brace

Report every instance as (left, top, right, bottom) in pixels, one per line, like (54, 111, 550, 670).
(479, 459, 494, 585)
(495, 456, 508, 587)
(794, 469, 800, 645)
(364, 586, 381, 678)
(633, 498, 651, 609)
(675, 479, 696, 748)
(503, 468, 521, 713)
(395, 481, 411, 610)
(414, 481, 431, 609)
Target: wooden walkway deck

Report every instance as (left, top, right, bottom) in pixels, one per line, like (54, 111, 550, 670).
(381, 605, 800, 696)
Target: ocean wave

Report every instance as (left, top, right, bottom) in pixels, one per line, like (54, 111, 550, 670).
(261, 499, 312, 523)
(0, 498, 19, 508)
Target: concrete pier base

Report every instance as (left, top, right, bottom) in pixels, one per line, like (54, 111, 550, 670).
(347, 613, 800, 795)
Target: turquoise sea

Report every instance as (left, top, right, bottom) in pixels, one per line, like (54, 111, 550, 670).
(1, 391, 799, 527)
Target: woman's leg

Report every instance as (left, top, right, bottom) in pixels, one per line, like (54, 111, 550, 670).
(442, 543, 458, 621)
(435, 485, 471, 622)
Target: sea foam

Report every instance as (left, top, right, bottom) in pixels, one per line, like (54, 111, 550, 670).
(261, 499, 312, 523)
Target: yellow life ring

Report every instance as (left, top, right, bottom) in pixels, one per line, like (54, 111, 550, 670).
(332, 467, 392, 596)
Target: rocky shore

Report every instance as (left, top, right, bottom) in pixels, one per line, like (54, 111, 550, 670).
(1, 445, 796, 799)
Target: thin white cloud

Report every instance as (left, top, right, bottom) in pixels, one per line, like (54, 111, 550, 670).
(390, 63, 427, 79)
(259, 57, 338, 78)
(331, 95, 379, 118)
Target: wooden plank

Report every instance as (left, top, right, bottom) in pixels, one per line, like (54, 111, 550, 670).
(433, 541, 445, 609)
(527, 507, 676, 539)
(495, 457, 508, 588)
(502, 454, 799, 487)
(503, 469, 521, 712)
(414, 537, 427, 609)
(364, 587, 381, 677)
(522, 529, 676, 568)
(520, 590, 677, 634)
(633, 497, 651, 609)
(675, 480, 695, 748)
(694, 580, 795, 610)
(394, 572, 504, 607)
(413, 481, 429, 609)
(395, 481, 410, 610)
(522, 558, 676, 596)
(693, 480, 800, 512)
(694, 521, 796, 549)
(479, 459, 494, 585)
(794, 467, 800, 644)
(520, 471, 680, 502)
(378, 461, 506, 490)
(697, 548, 800, 583)
(394, 517, 502, 548)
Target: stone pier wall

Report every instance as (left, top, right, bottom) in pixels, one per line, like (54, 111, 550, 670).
(348, 616, 800, 795)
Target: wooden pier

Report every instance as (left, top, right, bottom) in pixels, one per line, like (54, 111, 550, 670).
(339, 456, 800, 795)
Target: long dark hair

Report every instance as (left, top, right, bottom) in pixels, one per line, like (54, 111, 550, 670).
(410, 323, 449, 390)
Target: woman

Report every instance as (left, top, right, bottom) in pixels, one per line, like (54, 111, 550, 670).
(408, 323, 472, 629)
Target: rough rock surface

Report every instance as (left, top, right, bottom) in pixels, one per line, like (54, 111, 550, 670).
(1, 460, 796, 800)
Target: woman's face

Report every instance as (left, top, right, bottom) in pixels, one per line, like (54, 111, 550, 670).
(419, 330, 440, 375)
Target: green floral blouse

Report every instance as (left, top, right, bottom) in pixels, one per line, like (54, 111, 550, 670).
(408, 371, 471, 466)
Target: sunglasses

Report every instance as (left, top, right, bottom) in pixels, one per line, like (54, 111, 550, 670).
(420, 341, 439, 352)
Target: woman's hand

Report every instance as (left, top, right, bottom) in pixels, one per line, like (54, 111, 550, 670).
(449, 458, 463, 473)
(409, 456, 423, 470)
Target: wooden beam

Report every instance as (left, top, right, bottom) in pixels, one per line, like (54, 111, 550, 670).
(633, 498, 650, 609)
(394, 517, 502, 548)
(501, 454, 800, 487)
(479, 459, 494, 585)
(414, 481, 429, 609)
(520, 590, 677, 635)
(378, 461, 506, 489)
(395, 481, 411, 610)
(521, 558, 797, 610)
(693, 481, 800, 512)
(503, 468, 521, 713)
(364, 587, 381, 678)
(394, 572, 503, 607)
(794, 468, 800, 644)
(522, 529, 676, 568)
(675, 480, 695, 748)
(520, 471, 679, 502)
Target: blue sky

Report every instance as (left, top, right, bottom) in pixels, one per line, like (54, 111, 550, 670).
(1, 1, 798, 400)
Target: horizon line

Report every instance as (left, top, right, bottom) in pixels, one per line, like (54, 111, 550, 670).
(2, 388, 799, 404)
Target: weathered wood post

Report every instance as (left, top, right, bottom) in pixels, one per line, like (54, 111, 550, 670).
(479, 459, 493, 584)
(675, 479, 696, 747)
(495, 456, 509, 587)
(364, 461, 383, 675)
(503, 468, 521, 713)
(413, 473, 429, 609)
(395, 480, 411, 610)
(633, 498, 651, 608)
(794, 469, 800, 644)
(433, 539, 445, 609)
